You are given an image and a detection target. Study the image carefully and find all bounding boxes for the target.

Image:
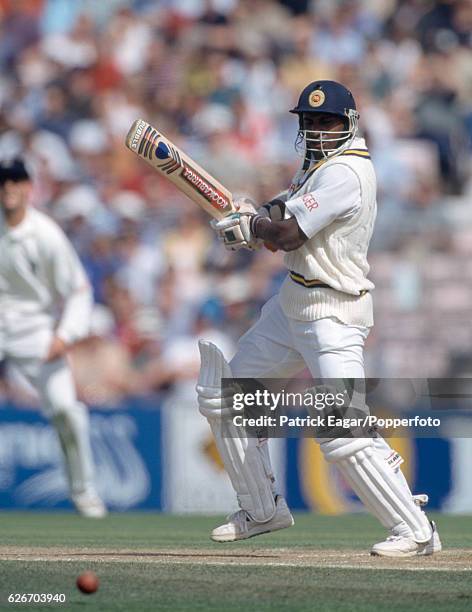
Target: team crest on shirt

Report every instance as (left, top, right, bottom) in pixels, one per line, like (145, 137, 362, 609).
(309, 90, 325, 107)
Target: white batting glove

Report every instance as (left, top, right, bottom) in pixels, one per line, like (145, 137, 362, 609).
(211, 212, 261, 251)
(210, 197, 264, 251)
(234, 197, 258, 214)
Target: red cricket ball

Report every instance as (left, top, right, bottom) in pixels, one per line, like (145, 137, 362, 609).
(76, 571, 99, 595)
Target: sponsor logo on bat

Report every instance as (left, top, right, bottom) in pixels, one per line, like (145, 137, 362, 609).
(147, 129, 160, 160)
(138, 125, 153, 155)
(155, 141, 170, 159)
(182, 165, 230, 211)
(143, 127, 157, 158)
(154, 141, 181, 174)
(130, 120, 147, 149)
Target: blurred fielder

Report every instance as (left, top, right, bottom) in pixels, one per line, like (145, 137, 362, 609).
(0, 158, 106, 518)
(198, 80, 441, 557)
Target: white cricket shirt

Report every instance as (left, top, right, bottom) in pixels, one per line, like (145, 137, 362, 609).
(0, 207, 93, 346)
(279, 137, 377, 327)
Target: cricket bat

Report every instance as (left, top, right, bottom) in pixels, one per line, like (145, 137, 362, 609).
(125, 119, 235, 220)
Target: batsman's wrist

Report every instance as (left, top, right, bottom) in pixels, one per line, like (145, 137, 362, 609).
(250, 214, 271, 239)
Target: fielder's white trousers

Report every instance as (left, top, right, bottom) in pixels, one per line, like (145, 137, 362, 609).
(0, 321, 97, 498)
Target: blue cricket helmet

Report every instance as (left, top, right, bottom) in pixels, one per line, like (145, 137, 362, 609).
(290, 80, 357, 118)
(290, 80, 359, 162)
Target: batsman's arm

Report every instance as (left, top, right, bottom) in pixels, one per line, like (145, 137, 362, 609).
(250, 214, 307, 252)
(251, 167, 361, 252)
(258, 191, 288, 218)
(213, 194, 304, 252)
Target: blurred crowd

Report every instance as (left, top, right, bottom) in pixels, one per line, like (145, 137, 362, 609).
(1, 0, 472, 406)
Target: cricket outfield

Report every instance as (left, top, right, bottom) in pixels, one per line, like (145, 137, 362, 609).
(0, 513, 471, 611)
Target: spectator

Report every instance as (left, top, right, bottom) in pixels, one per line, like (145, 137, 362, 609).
(0, 0, 470, 386)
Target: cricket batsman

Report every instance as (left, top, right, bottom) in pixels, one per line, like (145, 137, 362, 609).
(197, 80, 441, 557)
(0, 158, 106, 518)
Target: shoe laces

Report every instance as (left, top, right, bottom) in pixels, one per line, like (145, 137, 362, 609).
(226, 509, 251, 529)
(386, 535, 405, 542)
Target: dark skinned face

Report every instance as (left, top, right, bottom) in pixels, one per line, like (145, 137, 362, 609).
(300, 112, 348, 162)
(301, 113, 345, 133)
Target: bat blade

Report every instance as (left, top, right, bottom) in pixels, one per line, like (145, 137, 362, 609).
(125, 119, 235, 220)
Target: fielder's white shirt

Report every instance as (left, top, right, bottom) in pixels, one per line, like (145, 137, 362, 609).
(0, 207, 93, 348)
(279, 137, 377, 327)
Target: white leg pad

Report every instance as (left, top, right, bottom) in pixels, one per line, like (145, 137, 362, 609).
(197, 341, 276, 522)
(319, 437, 432, 543)
(372, 435, 412, 495)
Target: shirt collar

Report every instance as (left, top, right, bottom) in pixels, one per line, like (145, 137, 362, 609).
(0, 207, 34, 240)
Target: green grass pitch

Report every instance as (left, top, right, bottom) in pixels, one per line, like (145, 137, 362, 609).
(0, 512, 471, 611)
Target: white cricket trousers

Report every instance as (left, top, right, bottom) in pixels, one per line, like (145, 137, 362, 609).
(0, 321, 97, 498)
(229, 294, 409, 499)
(231, 295, 368, 379)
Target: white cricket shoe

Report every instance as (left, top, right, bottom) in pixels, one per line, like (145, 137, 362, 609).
(371, 521, 442, 558)
(211, 496, 294, 542)
(72, 491, 108, 518)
